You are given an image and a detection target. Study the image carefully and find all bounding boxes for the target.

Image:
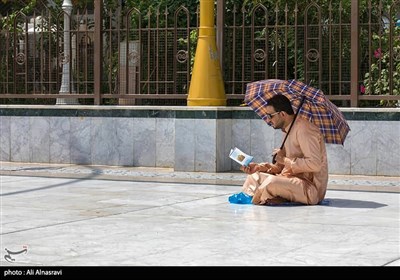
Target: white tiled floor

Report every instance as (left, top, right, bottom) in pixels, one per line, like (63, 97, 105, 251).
(1, 175, 399, 266)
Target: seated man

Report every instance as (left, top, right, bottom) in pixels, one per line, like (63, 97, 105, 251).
(238, 94, 328, 205)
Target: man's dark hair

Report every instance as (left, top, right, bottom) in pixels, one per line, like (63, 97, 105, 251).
(267, 94, 294, 115)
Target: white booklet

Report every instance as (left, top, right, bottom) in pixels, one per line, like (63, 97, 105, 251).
(229, 147, 254, 166)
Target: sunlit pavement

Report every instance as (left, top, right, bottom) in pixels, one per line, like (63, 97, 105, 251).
(0, 162, 399, 266)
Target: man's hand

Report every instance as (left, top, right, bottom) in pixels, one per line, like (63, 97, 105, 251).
(240, 162, 260, 174)
(261, 162, 281, 174)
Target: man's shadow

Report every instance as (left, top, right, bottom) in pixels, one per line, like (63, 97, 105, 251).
(322, 198, 387, 209)
(267, 198, 387, 209)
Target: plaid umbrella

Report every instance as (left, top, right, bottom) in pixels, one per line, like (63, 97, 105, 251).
(245, 79, 350, 145)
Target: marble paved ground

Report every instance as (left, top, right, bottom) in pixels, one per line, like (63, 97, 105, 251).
(1, 174, 399, 266)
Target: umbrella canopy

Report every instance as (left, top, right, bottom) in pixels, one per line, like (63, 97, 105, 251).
(245, 79, 350, 145)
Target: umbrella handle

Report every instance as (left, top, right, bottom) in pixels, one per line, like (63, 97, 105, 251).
(272, 96, 306, 164)
(272, 153, 278, 164)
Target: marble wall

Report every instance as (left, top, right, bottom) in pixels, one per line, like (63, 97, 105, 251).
(0, 107, 399, 176)
(230, 119, 399, 176)
(0, 116, 176, 168)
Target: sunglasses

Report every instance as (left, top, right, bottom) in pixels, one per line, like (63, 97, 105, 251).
(265, 111, 280, 119)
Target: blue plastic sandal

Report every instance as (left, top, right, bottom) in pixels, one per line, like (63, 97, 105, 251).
(228, 192, 253, 204)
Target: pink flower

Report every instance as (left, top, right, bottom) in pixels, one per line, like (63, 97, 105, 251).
(360, 85, 365, 94)
(374, 48, 382, 59)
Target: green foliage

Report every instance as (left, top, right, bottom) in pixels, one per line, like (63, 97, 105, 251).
(1, 0, 399, 107)
(1, 0, 37, 30)
(363, 25, 400, 107)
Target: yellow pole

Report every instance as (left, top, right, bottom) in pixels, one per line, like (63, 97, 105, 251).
(187, 0, 226, 106)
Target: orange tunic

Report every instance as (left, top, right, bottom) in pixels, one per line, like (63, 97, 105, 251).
(242, 118, 328, 205)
